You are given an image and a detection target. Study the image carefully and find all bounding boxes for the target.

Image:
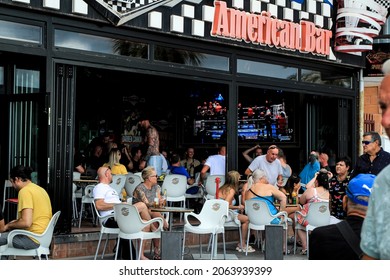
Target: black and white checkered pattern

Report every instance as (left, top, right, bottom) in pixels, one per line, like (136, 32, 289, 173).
(105, 0, 159, 12)
(375, 0, 390, 9)
(148, 0, 334, 37)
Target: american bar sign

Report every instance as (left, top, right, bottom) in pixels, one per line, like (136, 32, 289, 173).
(211, 1, 332, 56)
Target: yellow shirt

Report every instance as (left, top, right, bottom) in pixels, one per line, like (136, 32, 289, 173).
(102, 163, 128, 175)
(17, 182, 52, 235)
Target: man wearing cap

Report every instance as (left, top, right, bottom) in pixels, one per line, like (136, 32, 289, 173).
(309, 173, 376, 260)
(360, 61, 390, 260)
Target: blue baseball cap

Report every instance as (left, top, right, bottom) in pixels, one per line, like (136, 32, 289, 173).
(346, 173, 376, 206)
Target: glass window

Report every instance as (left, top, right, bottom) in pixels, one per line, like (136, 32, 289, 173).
(154, 45, 229, 71)
(14, 68, 40, 94)
(54, 30, 148, 59)
(237, 59, 298, 80)
(0, 20, 42, 44)
(301, 69, 352, 88)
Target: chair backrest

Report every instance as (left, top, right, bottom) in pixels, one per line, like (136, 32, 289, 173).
(72, 183, 78, 200)
(124, 173, 143, 197)
(161, 174, 188, 200)
(73, 172, 81, 180)
(204, 175, 225, 198)
(83, 185, 95, 202)
(110, 174, 127, 196)
(245, 199, 280, 226)
(39, 211, 61, 248)
(197, 199, 229, 228)
(114, 204, 149, 234)
(2, 180, 15, 213)
(133, 172, 144, 182)
(305, 201, 330, 227)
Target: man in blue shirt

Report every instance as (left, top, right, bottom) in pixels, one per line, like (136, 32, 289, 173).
(169, 154, 198, 194)
(299, 151, 320, 186)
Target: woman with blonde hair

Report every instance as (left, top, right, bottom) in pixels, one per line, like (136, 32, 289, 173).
(218, 170, 255, 253)
(102, 148, 128, 175)
(132, 166, 169, 259)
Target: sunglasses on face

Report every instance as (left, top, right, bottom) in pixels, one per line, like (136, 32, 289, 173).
(362, 140, 374, 146)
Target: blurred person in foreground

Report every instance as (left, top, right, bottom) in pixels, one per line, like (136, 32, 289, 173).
(360, 60, 390, 260)
(309, 173, 375, 260)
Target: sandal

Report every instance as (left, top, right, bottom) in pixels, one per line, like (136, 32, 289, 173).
(236, 245, 255, 253)
(283, 249, 291, 255)
(153, 248, 161, 260)
(300, 249, 307, 255)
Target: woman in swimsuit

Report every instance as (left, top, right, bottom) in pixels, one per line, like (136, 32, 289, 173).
(218, 170, 254, 253)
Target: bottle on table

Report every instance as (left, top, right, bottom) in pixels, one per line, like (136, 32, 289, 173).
(291, 191, 297, 204)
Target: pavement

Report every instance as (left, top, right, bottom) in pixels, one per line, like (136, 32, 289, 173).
(68, 240, 307, 261)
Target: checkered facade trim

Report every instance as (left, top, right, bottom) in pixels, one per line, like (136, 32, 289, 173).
(9, 0, 336, 32)
(375, 0, 390, 8)
(105, 0, 159, 12)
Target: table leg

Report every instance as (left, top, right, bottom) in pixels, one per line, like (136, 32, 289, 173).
(169, 213, 173, 231)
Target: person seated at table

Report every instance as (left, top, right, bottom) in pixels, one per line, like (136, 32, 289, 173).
(74, 147, 86, 175)
(128, 146, 144, 173)
(245, 169, 287, 213)
(244, 169, 288, 253)
(295, 168, 330, 255)
(86, 144, 105, 178)
(132, 166, 169, 259)
(93, 166, 157, 260)
(102, 148, 128, 175)
(169, 154, 197, 193)
(279, 173, 302, 243)
(218, 170, 254, 253)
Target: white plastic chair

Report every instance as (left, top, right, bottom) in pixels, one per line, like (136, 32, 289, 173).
(245, 199, 289, 256)
(124, 173, 143, 200)
(110, 174, 127, 200)
(92, 200, 120, 260)
(203, 175, 225, 200)
(293, 201, 330, 257)
(161, 174, 188, 221)
(113, 204, 163, 260)
(182, 199, 229, 260)
(78, 184, 95, 228)
(0, 211, 61, 260)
